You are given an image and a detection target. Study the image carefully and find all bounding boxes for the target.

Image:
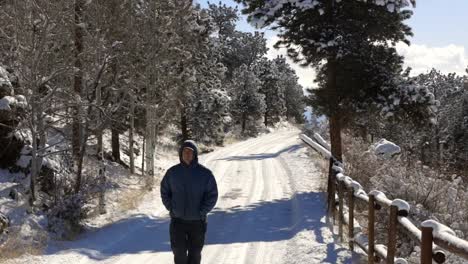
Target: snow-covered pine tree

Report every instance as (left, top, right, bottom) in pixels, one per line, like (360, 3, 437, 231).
(129, 0, 196, 179)
(230, 64, 266, 135)
(254, 58, 287, 127)
(238, 0, 425, 161)
(180, 6, 231, 146)
(207, 3, 268, 78)
(274, 57, 305, 123)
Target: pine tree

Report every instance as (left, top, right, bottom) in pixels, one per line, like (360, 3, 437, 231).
(238, 0, 421, 161)
(188, 36, 231, 145)
(230, 64, 266, 135)
(254, 58, 287, 127)
(274, 57, 305, 123)
(208, 3, 268, 78)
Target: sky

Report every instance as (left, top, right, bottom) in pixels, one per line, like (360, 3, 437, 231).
(196, 0, 468, 88)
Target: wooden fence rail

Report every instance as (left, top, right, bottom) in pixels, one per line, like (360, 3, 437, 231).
(300, 133, 468, 264)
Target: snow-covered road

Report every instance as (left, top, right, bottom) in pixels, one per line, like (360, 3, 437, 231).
(11, 129, 356, 264)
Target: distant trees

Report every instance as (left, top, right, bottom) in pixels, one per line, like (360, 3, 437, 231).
(230, 65, 265, 135)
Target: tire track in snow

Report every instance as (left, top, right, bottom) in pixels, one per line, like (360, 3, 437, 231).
(203, 136, 271, 264)
(205, 130, 298, 264)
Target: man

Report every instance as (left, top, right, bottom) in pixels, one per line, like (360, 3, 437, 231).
(160, 140, 218, 264)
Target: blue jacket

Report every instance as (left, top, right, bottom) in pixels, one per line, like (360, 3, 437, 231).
(160, 140, 218, 221)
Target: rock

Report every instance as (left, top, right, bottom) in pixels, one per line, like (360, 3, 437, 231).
(0, 66, 13, 98)
(371, 139, 401, 159)
(37, 165, 56, 196)
(0, 67, 25, 168)
(9, 188, 19, 201)
(0, 212, 9, 235)
(6, 67, 19, 89)
(0, 134, 23, 168)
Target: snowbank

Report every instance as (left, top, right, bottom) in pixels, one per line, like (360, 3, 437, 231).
(371, 139, 401, 159)
(0, 96, 16, 111)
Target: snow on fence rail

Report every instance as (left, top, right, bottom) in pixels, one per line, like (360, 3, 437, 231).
(300, 133, 468, 264)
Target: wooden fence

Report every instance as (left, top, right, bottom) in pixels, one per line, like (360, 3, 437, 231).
(300, 133, 468, 264)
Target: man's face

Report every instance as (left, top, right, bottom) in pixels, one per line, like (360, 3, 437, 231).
(182, 147, 194, 165)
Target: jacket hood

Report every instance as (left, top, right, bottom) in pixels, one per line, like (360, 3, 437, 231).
(179, 140, 199, 166)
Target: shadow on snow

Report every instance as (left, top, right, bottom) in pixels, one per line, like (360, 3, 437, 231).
(219, 144, 304, 161)
(45, 191, 350, 263)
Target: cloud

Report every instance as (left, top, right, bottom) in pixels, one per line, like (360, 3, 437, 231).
(396, 43, 468, 76)
(266, 35, 468, 91)
(265, 36, 317, 89)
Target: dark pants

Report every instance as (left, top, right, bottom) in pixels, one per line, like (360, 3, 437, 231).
(170, 218, 207, 264)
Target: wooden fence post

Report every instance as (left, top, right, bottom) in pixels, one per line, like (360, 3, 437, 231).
(327, 157, 333, 214)
(348, 187, 355, 251)
(368, 194, 375, 264)
(330, 164, 337, 224)
(387, 205, 399, 264)
(421, 226, 434, 264)
(338, 181, 344, 242)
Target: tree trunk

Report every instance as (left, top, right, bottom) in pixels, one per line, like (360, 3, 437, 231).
(31, 100, 47, 205)
(329, 114, 343, 162)
(73, 0, 84, 192)
(264, 111, 269, 127)
(96, 85, 106, 214)
(327, 57, 343, 161)
(111, 127, 120, 162)
(75, 104, 92, 194)
(325, 0, 342, 162)
(141, 136, 145, 176)
(29, 108, 38, 206)
(181, 109, 189, 141)
(129, 93, 135, 174)
(145, 104, 155, 186)
(241, 112, 247, 134)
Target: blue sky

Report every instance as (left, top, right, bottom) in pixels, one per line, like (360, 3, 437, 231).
(197, 0, 467, 48)
(196, 0, 468, 86)
(408, 0, 467, 49)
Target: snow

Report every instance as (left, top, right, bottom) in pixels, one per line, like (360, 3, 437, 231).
(313, 133, 330, 151)
(369, 190, 392, 207)
(420, 220, 468, 257)
(0, 96, 17, 111)
(421, 220, 456, 236)
(369, 190, 386, 198)
(336, 172, 345, 181)
(299, 134, 331, 159)
(336, 174, 368, 202)
(20, 145, 32, 155)
(14, 95, 27, 108)
(343, 176, 353, 188)
(332, 164, 344, 173)
(16, 155, 32, 169)
(374, 244, 388, 258)
(395, 258, 408, 264)
(391, 199, 410, 213)
(351, 180, 363, 194)
(371, 139, 401, 159)
(6, 129, 361, 264)
(0, 66, 12, 88)
(42, 157, 60, 171)
(398, 216, 422, 241)
(354, 189, 368, 200)
(354, 232, 368, 248)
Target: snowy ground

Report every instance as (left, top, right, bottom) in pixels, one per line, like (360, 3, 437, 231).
(6, 129, 361, 264)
